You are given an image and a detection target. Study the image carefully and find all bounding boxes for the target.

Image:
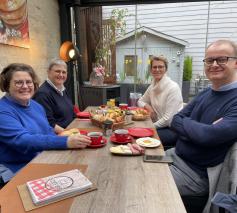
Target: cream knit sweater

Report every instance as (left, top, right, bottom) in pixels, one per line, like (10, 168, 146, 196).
(137, 74, 183, 128)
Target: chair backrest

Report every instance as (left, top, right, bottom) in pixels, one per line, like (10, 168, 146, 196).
(73, 105, 80, 114)
(203, 142, 237, 213)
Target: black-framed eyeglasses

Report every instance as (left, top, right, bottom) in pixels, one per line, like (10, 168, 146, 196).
(14, 80, 34, 88)
(203, 56, 237, 66)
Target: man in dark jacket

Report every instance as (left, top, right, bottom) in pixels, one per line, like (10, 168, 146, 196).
(34, 59, 75, 134)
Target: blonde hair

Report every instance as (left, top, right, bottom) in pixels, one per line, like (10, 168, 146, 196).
(150, 55, 168, 70)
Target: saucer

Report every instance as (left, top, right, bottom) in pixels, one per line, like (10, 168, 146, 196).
(110, 134, 132, 144)
(87, 138, 107, 148)
(79, 130, 88, 135)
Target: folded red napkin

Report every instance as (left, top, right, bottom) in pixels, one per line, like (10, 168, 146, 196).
(76, 112, 91, 118)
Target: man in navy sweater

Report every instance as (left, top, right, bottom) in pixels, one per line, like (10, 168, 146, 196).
(166, 40, 237, 197)
(34, 59, 75, 134)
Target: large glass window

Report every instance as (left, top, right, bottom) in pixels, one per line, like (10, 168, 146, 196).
(77, 1, 237, 91)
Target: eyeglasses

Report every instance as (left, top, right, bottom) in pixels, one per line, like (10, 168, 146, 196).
(203, 56, 237, 66)
(152, 65, 165, 69)
(14, 80, 34, 88)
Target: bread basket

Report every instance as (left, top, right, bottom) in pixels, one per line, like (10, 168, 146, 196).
(132, 114, 150, 121)
(90, 118, 125, 130)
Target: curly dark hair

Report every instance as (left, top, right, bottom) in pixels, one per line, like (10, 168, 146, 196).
(0, 63, 40, 92)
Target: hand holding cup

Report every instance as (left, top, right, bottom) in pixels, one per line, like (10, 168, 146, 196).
(67, 134, 91, 148)
(87, 132, 104, 145)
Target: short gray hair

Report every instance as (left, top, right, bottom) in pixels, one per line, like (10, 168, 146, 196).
(48, 59, 67, 71)
(207, 40, 237, 56)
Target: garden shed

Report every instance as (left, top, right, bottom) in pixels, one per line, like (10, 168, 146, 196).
(116, 26, 188, 87)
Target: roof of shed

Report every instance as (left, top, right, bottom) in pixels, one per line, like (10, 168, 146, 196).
(116, 26, 188, 46)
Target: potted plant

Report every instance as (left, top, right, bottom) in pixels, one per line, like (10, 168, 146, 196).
(182, 56, 193, 102)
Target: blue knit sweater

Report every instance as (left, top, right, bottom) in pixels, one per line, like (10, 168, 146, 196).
(171, 87, 237, 177)
(0, 96, 67, 173)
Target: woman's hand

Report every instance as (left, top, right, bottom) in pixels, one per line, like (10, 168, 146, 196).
(144, 104, 156, 121)
(54, 124, 65, 134)
(67, 134, 91, 149)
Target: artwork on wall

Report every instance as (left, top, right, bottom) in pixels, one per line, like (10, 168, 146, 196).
(0, 0, 29, 48)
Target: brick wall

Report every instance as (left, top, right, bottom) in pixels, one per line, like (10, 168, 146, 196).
(0, 0, 61, 97)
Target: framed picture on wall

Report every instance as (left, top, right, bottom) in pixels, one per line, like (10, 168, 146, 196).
(0, 0, 29, 48)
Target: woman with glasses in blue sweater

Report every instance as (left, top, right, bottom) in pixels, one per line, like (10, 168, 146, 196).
(0, 63, 91, 184)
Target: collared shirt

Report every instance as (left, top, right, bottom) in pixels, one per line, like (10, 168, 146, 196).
(218, 81, 237, 91)
(46, 78, 65, 96)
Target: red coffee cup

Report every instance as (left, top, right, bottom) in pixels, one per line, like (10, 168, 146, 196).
(114, 129, 129, 142)
(87, 132, 103, 145)
(119, 103, 128, 110)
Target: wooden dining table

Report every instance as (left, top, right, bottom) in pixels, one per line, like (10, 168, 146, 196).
(31, 111, 186, 213)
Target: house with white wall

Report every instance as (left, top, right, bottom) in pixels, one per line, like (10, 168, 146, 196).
(116, 26, 188, 87)
(103, 1, 237, 94)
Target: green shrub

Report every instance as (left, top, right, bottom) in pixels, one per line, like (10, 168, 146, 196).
(183, 56, 193, 81)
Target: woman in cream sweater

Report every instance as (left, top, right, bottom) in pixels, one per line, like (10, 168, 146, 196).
(137, 56, 183, 147)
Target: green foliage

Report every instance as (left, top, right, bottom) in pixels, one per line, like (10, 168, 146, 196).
(119, 70, 126, 82)
(145, 66, 151, 83)
(95, 8, 130, 65)
(183, 56, 193, 81)
(110, 8, 130, 40)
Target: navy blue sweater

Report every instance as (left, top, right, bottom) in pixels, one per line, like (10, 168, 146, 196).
(171, 87, 237, 177)
(33, 81, 75, 128)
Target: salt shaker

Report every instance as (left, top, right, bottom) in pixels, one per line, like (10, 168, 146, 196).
(103, 120, 113, 136)
(125, 111, 133, 124)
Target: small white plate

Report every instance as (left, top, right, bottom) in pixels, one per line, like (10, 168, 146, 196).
(136, 137, 161, 148)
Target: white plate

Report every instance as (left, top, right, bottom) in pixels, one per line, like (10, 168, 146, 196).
(110, 145, 141, 156)
(136, 137, 161, 148)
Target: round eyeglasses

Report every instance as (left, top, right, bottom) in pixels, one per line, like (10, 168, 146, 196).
(152, 65, 165, 69)
(203, 56, 237, 66)
(14, 80, 34, 88)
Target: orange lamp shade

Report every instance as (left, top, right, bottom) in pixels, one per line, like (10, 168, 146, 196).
(59, 41, 80, 62)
